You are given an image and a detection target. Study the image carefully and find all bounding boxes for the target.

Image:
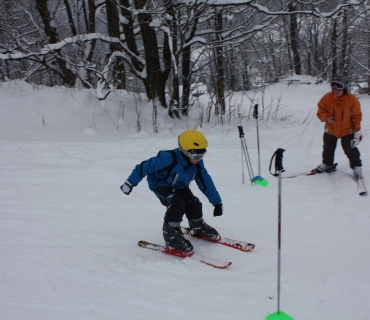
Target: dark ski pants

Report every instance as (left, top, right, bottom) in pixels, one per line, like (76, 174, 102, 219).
(153, 186, 202, 223)
(322, 132, 362, 168)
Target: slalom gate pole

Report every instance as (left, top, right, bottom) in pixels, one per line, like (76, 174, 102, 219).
(254, 104, 261, 178)
(237, 126, 254, 185)
(253, 104, 268, 187)
(277, 151, 283, 315)
(242, 137, 254, 183)
(266, 148, 293, 320)
(240, 133, 245, 184)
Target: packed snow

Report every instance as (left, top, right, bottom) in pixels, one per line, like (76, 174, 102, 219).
(0, 77, 369, 320)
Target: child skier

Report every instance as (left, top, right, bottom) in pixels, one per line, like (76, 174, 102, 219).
(313, 75, 363, 178)
(121, 130, 223, 254)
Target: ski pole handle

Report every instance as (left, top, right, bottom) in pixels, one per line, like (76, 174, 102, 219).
(237, 126, 244, 138)
(253, 104, 259, 119)
(275, 148, 285, 172)
(269, 148, 286, 176)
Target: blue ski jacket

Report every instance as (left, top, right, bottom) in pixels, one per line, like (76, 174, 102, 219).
(127, 148, 222, 205)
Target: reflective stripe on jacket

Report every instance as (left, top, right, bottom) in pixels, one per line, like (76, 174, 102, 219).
(127, 148, 222, 205)
(317, 92, 362, 138)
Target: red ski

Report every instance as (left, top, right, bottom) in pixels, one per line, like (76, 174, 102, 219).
(283, 163, 338, 179)
(284, 171, 318, 178)
(138, 240, 232, 269)
(181, 227, 255, 252)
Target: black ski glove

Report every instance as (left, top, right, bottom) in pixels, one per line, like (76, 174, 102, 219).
(121, 179, 133, 195)
(213, 203, 223, 217)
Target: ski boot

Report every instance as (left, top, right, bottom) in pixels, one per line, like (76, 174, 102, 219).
(189, 217, 220, 241)
(353, 166, 363, 179)
(163, 221, 193, 254)
(311, 163, 337, 174)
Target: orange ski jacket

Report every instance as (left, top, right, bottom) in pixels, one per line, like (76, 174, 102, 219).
(317, 92, 362, 138)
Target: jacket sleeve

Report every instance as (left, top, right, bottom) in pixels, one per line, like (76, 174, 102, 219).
(127, 151, 173, 186)
(317, 94, 330, 123)
(350, 96, 362, 133)
(194, 161, 222, 205)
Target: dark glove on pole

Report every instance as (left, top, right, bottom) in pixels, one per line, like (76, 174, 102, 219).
(213, 203, 223, 217)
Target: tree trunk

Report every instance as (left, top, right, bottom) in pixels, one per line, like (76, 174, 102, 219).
(313, 20, 320, 77)
(35, 0, 76, 87)
(341, 8, 349, 76)
(164, 0, 180, 118)
(81, 0, 89, 31)
(63, 0, 77, 36)
(243, 53, 251, 91)
(181, 44, 192, 116)
(307, 29, 312, 76)
(119, 0, 149, 94)
(106, 0, 125, 89)
(215, 9, 225, 116)
(288, 3, 302, 75)
(0, 60, 9, 80)
(331, 18, 338, 78)
(35, 0, 60, 43)
(228, 44, 238, 91)
(85, 0, 97, 62)
(282, 15, 293, 74)
(134, 0, 167, 108)
(180, 5, 203, 115)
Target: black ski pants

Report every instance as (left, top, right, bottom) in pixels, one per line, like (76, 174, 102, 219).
(322, 132, 362, 168)
(153, 186, 202, 223)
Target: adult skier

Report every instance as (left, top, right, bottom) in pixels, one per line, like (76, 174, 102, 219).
(313, 75, 363, 178)
(120, 130, 223, 254)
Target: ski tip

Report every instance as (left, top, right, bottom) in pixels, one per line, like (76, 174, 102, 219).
(219, 261, 232, 269)
(138, 240, 147, 247)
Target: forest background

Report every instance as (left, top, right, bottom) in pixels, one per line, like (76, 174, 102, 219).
(1, 0, 370, 132)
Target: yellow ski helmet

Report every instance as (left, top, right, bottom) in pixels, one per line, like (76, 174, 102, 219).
(178, 130, 208, 161)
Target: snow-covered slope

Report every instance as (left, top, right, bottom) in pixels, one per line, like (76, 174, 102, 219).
(0, 78, 369, 320)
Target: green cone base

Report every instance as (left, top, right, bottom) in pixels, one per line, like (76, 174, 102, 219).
(266, 311, 293, 320)
(253, 178, 269, 187)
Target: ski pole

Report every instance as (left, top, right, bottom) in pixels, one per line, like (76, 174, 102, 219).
(240, 138, 245, 184)
(276, 149, 283, 316)
(253, 104, 268, 186)
(238, 125, 245, 184)
(237, 126, 254, 185)
(253, 104, 261, 179)
(266, 148, 293, 320)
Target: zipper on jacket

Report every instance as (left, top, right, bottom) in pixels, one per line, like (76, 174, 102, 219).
(172, 173, 179, 187)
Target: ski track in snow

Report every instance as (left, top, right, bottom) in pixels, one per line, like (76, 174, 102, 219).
(1, 78, 370, 320)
